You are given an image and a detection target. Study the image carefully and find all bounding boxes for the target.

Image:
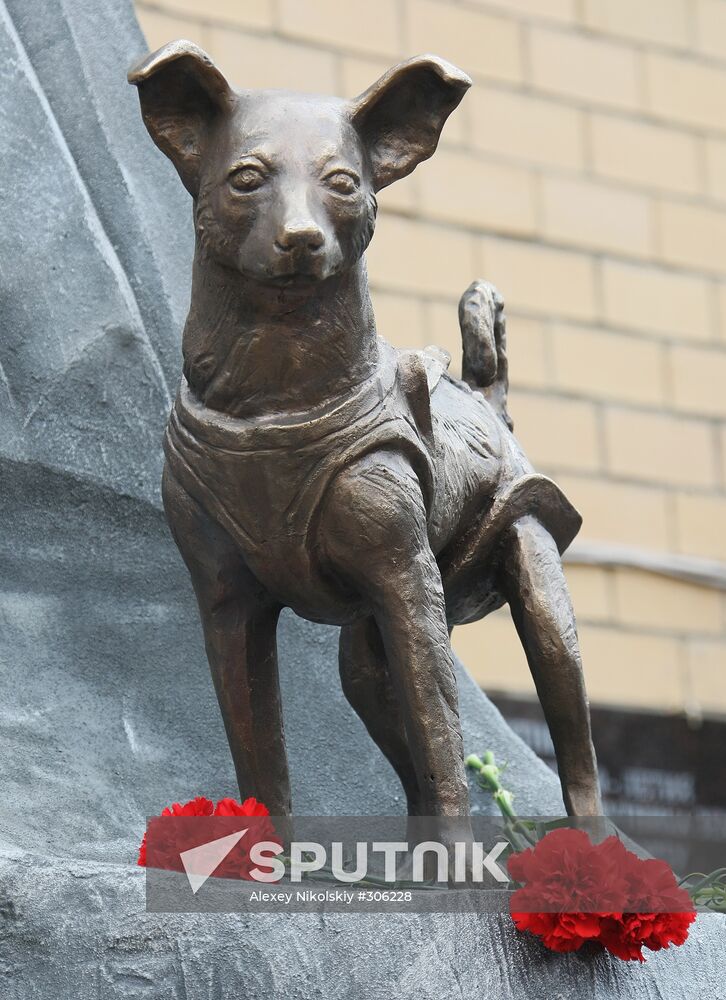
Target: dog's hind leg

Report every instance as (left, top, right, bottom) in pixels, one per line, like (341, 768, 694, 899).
(162, 466, 292, 825)
(339, 617, 422, 815)
(499, 515, 601, 817)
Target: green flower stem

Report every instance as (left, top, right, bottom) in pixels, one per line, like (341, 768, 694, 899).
(680, 868, 726, 912)
(466, 750, 537, 851)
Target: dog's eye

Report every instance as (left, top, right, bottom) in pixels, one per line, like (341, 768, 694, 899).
(229, 166, 266, 192)
(324, 171, 358, 195)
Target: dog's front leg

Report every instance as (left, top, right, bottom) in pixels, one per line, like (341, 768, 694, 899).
(162, 467, 292, 837)
(321, 451, 469, 823)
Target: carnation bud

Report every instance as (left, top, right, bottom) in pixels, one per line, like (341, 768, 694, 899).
(480, 764, 500, 785)
(494, 788, 516, 819)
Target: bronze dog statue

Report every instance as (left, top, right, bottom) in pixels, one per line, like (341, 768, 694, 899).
(129, 41, 601, 833)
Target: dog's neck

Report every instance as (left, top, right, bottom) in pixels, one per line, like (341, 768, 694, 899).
(181, 255, 380, 419)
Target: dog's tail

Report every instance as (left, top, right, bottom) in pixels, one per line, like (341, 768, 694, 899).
(458, 279, 512, 430)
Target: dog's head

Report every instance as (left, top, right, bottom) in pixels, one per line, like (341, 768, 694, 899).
(129, 41, 470, 289)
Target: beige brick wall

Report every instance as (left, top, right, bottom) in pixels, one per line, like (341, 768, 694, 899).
(135, 0, 726, 718)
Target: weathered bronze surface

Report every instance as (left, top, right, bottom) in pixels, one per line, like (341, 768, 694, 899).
(129, 41, 601, 832)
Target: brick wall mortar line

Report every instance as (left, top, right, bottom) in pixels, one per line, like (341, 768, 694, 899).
(371, 283, 719, 349)
(429, 137, 726, 209)
(513, 384, 726, 425)
(695, 132, 710, 198)
(372, 208, 726, 283)
(711, 423, 726, 494)
(593, 398, 609, 479)
(398, 0, 413, 60)
(451, 0, 726, 74)
(537, 465, 725, 500)
(602, 566, 618, 625)
(581, 109, 594, 175)
(530, 168, 545, 236)
(463, 77, 726, 145)
(392, 0, 406, 69)
(478, 307, 722, 350)
(269, 0, 281, 32)
(574, 619, 726, 642)
(571, 621, 702, 646)
(650, 195, 664, 263)
(591, 252, 605, 325)
(685, 0, 700, 51)
(541, 319, 557, 385)
(660, 341, 675, 403)
(367, 289, 724, 357)
(519, 17, 533, 89)
(708, 280, 724, 341)
(664, 487, 680, 553)
(546, 463, 726, 497)
(136, 1, 726, 126)
(634, 25, 650, 111)
(137, 2, 397, 66)
(331, 50, 345, 100)
(136, 2, 204, 36)
(421, 145, 726, 220)
(451, 0, 696, 66)
(511, 9, 726, 75)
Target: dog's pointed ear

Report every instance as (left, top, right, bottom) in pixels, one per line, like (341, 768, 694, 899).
(128, 40, 235, 196)
(350, 55, 471, 191)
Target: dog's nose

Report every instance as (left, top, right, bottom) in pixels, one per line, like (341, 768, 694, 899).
(275, 222, 325, 253)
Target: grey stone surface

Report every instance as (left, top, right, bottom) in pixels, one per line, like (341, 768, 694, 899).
(2, 850, 724, 1000)
(2, 0, 192, 388)
(0, 0, 190, 504)
(0, 0, 723, 996)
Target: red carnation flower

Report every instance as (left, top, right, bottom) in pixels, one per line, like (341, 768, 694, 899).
(214, 796, 271, 818)
(597, 845, 696, 962)
(510, 909, 603, 953)
(508, 827, 696, 962)
(211, 797, 280, 881)
(598, 910, 696, 963)
(509, 827, 628, 913)
(137, 795, 279, 881)
(137, 796, 214, 866)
